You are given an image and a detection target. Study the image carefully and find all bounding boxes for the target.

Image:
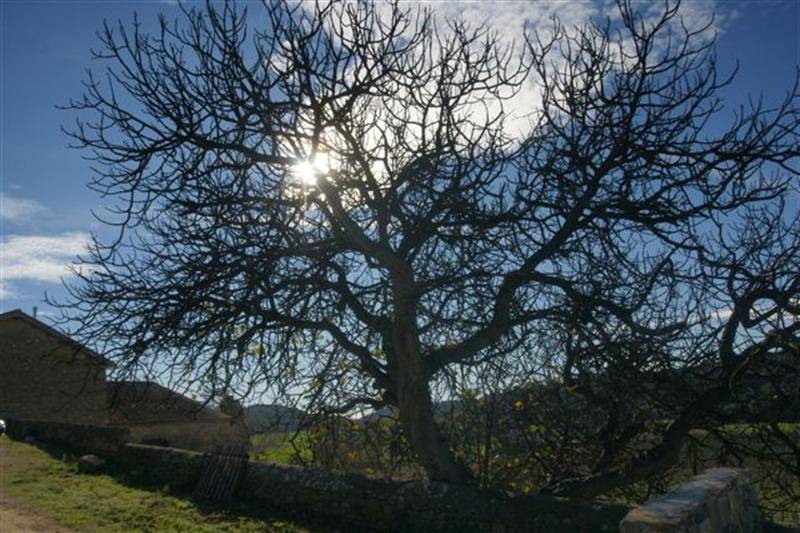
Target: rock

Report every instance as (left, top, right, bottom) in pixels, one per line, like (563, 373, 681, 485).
(78, 454, 106, 474)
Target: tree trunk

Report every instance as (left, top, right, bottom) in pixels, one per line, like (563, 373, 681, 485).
(395, 362, 475, 484)
(391, 285, 475, 485)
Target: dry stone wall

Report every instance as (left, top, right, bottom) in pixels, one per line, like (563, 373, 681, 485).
(619, 468, 762, 532)
(10, 419, 763, 532)
(118, 442, 630, 532)
(5, 418, 130, 455)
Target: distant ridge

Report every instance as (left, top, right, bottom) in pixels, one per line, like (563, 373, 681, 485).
(245, 404, 307, 433)
(355, 400, 464, 424)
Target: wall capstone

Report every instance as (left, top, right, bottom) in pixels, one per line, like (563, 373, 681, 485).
(619, 468, 762, 533)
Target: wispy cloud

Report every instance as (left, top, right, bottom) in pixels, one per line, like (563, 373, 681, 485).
(419, 1, 601, 134)
(378, 1, 725, 136)
(0, 193, 47, 223)
(0, 232, 91, 299)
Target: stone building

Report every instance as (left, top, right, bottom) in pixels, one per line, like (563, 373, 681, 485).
(0, 309, 249, 451)
(107, 381, 250, 451)
(0, 309, 111, 425)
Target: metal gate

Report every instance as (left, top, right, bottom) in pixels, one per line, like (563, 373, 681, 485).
(192, 445, 248, 502)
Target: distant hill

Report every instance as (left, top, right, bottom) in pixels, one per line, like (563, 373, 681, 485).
(245, 404, 307, 433)
(247, 400, 464, 432)
(356, 399, 464, 424)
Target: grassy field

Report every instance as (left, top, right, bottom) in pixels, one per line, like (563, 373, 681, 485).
(0, 435, 305, 532)
(250, 431, 312, 465)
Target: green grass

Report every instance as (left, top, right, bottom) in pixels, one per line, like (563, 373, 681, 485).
(250, 431, 312, 465)
(0, 435, 305, 532)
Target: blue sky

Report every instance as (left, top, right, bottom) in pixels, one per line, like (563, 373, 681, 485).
(0, 0, 798, 320)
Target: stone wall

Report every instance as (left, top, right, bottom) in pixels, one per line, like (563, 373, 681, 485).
(619, 468, 762, 532)
(5, 418, 130, 456)
(123, 418, 250, 452)
(0, 318, 108, 425)
(117, 443, 207, 491)
(4, 419, 770, 532)
(118, 443, 630, 532)
(243, 462, 630, 532)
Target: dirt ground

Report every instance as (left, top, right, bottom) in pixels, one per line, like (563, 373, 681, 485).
(0, 494, 75, 533)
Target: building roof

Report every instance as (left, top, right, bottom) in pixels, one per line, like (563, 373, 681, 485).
(0, 309, 114, 367)
(107, 381, 229, 424)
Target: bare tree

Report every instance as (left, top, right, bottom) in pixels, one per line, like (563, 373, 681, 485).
(58, 0, 798, 490)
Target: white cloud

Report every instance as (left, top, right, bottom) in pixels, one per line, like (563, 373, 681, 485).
(383, 1, 723, 136)
(0, 193, 46, 223)
(420, 1, 598, 36)
(0, 233, 91, 297)
(418, 1, 600, 135)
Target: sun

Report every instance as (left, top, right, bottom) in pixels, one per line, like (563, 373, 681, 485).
(292, 153, 330, 186)
(293, 161, 317, 186)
